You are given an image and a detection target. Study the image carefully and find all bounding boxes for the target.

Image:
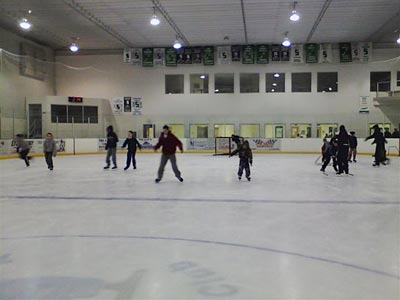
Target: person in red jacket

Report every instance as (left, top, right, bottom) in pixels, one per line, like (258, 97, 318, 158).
(154, 125, 184, 183)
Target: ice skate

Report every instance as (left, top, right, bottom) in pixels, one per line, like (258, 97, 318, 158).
(112, 165, 118, 169)
(124, 166, 129, 170)
(178, 177, 184, 182)
(155, 178, 161, 183)
(238, 176, 242, 180)
(246, 176, 251, 181)
(104, 165, 110, 169)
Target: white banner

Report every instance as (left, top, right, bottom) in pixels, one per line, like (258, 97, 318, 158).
(132, 97, 142, 115)
(351, 43, 361, 62)
(153, 48, 165, 66)
(131, 48, 142, 66)
(217, 46, 231, 64)
(187, 138, 215, 150)
(319, 43, 332, 63)
(359, 96, 370, 114)
(291, 44, 304, 63)
(112, 97, 123, 114)
(360, 42, 372, 62)
(123, 49, 132, 63)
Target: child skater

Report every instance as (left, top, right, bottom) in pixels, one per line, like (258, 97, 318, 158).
(43, 132, 57, 170)
(348, 131, 358, 163)
(104, 125, 119, 169)
(230, 140, 253, 181)
(122, 131, 142, 170)
(320, 138, 335, 173)
(15, 134, 32, 167)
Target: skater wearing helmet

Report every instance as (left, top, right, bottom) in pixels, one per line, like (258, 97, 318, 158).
(230, 140, 253, 181)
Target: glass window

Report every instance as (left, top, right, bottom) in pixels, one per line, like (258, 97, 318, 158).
(370, 72, 390, 92)
(317, 123, 338, 138)
(190, 74, 209, 94)
(240, 73, 259, 93)
(168, 124, 185, 138)
(265, 124, 285, 138)
(166, 75, 184, 94)
(143, 124, 155, 138)
(67, 105, 83, 123)
(83, 106, 98, 124)
(215, 73, 234, 93)
(397, 71, 399, 87)
(190, 124, 208, 138)
(214, 124, 234, 137)
(291, 123, 312, 138)
(292, 73, 312, 92)
(266, 73, 285, 93)
(317, 72, 338, 93)
(369, 123, 391, 136)
(51, 105, 67, 123)
(240, 124, 260, 138)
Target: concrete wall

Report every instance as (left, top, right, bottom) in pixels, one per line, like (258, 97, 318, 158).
(54, 48, 400, 138)
(0, 27, 55, 138)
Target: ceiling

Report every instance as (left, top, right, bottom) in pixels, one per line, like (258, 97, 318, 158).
(0, 0, 399, 52)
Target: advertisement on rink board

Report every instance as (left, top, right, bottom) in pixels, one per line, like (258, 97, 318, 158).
(0, 139, 66, 155)
(248, 138, 281, 151)
(187, 139, 215, 150)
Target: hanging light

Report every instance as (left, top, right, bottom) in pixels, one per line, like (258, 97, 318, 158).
(150, 7, 160, 26)
(70, 43, 79, 52)
(200, 75, 206, 79)
(274, 73, 280, 78)
(173, 36, 182, 49)
(397, 34, 400, 44)
(290, 2, 300, 22)
(282, 32, 291, 47)
(19, 18, 32, 30)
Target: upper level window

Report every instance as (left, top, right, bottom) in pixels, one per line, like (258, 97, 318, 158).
(317, 72, 338, 92)
(266, 73, 285, 93)
(215, 73, 234, 93)
(190, 74, 209, 94)
(166, 74, 184, 94)
(292, 73, 311, 92)
(240, 73, 259, 93)
(370, 72, 390, 92)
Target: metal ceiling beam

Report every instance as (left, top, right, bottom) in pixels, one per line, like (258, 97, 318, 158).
(62, 0, 134, 48)
(367, 8, 400, 42)
(240, 0, 249, 44)
(151, 0, 189, 45)
(306, 0, 333, 42)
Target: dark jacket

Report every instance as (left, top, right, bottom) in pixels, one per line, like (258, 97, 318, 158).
(231, 144, 253, 162)
(154, 131, 183, 154)
(392, 130, 400, 138)
(384, 131, 392, 138)
(105, 126, 119, 149)
(349, 135, 357, 148)
(337, 131, 350, 147)
(231, 135, 242, 146)
(122, 138, 141, 152)
(366, 130, 387, 146)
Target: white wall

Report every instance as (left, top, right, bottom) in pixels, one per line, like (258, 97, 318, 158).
(0, 27, 55, 138)
(55, 47, 400, 139)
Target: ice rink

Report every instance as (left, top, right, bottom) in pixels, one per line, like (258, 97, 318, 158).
(0, 153, 399, 299)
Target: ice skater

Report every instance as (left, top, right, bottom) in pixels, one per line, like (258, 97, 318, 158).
(230, 140, 253, 181)
(154, 125, 184, 183)
(15, 134, 32, 167)
(320, 138, 336, 173)
(336, 125, 350, 175)
(122, 131, 142, 170)
(365, 124, 388, 166)
(231, 134, 242, 150)
(348, 131, 358, 163)
(43, 132, 57, 170)
(104, 125, 119, 169)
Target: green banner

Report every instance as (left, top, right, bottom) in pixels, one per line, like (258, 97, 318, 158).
(165, 48, 177, 66)
(203, 46, 214, 65)
(142, 48, 154, 67)
(305, 43, 319, 63)
(256, 45, 269, 64)
(339, 43, 352, 63)
(242, 45, 255, 64)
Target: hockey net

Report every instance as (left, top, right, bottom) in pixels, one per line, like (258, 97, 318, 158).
(214, 137, 233, 155)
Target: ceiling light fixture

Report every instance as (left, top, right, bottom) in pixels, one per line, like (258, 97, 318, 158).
(173, 36, 182, 49)
(150, 7, 160, 26)
(69, 43, 79, 52)
(19, 18, 32, 30)
(272, 83, 277, 86)
(274, 73, 280, 78)
(397, 34, 400, 44)
(290, 2, 300, 22)
(282, 32, 291, 47)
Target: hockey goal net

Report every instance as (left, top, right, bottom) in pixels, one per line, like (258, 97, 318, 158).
(214, 137, 232, 155)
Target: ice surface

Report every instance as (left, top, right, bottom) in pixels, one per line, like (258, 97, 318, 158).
(0, 153, 399, 299)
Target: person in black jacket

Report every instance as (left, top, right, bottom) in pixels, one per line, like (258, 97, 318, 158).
(365, 125, 388, 166)
(231, 134, 243, 151)
(336, 125, 350, 175)
(348, 131, 358, 163)
(230, 140, 253, 181)
(104, 125, 119, 169)
(122, 131, 142, 170)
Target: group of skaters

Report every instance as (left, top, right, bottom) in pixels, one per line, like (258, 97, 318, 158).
(14, 123, 392, 180)
(320, 124, 391, 175)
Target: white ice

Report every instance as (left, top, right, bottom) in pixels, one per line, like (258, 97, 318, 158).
(0, 153, 399, 299)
